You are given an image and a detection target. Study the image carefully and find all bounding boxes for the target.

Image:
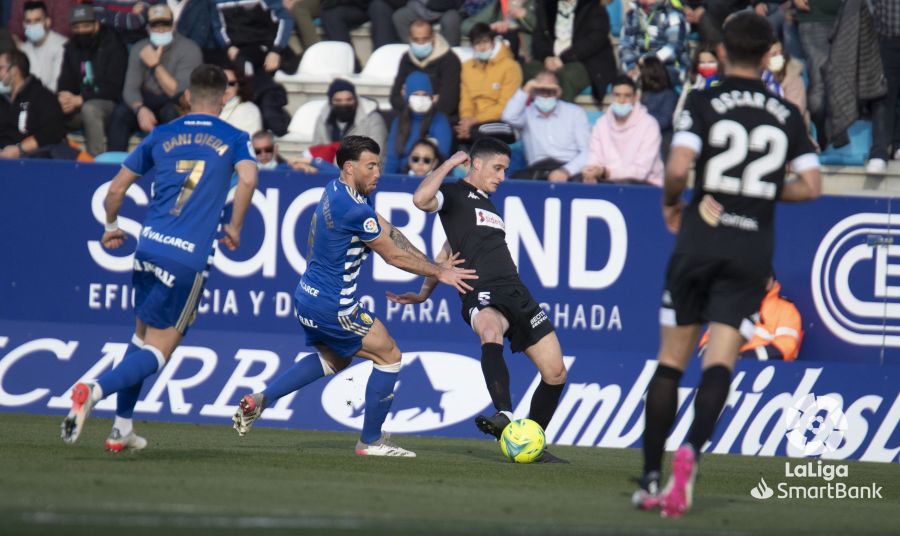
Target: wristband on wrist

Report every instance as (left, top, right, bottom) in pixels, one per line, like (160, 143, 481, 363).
(104, 219, 120, 232)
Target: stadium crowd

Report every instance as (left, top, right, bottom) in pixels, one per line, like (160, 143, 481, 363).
(0, 0, 898, 181)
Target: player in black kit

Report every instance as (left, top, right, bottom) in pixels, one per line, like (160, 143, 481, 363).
(388, 138, 568, 463)
(634, 13, 822, 518)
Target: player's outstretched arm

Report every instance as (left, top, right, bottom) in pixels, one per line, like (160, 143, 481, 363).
(412, 151, 470, 212)
(369, 215, 477, 293)
(101, 167, 142, 249)
(661, 145, 695, 234)
(386, 240, 452, 304)
(780, 168, 821, 202)
(221, 160, 259, 251)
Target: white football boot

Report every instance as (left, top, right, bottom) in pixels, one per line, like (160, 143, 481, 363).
(233, 393, 265, 436)
(60, 382, 100, 445)
(355, 433, 416, 457)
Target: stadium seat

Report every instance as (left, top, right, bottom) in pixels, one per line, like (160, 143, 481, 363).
(819, 120, 872, 167)
(607, 0, 623, 36)
(275, 41, 355, 83)
(586, 110, 603, 127)
(93, 151, 129, 164)
(281, 99, 329, 143)
(452, 46, 474, 64)
(352, 44, 409, 86)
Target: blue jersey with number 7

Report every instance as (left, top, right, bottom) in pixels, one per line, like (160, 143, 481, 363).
(123, 114, 255, 271)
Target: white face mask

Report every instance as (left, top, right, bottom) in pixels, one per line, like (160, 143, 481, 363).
(150, 31, 173, 48)
(258, 159, 278, 170)
(24, 23, 46, 43)
(408, 94, 433, 114)
(768, 54, 785, 73)
(0, 80, 10, 95)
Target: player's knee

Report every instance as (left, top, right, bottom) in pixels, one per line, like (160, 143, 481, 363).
(542, 364, 567, 385)
(383, 338, 402, 365)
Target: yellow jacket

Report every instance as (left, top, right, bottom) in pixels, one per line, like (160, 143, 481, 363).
(459, 43, 523, 124)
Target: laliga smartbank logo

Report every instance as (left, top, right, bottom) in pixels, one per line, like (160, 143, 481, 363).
(811, 213, 900, 347)
(750, 393, 884, 501)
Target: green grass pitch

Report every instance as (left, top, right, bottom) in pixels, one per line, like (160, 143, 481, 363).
(1, 413, 896, 535)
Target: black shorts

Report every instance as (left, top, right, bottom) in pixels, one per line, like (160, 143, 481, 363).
(461, 283, 554, 353)
(661, 253, 768, 339)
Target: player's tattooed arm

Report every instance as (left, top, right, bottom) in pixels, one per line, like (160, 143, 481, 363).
(370, 214, 477, 293)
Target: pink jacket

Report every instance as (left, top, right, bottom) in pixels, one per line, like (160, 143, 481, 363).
(586, 103, 664, 186)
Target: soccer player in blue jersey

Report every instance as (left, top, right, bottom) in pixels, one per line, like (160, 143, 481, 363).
(232, 135, 477, 457)
(60, 64, 259, 451)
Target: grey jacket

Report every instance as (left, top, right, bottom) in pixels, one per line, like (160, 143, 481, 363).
(312, 97, 387, 151)
(122, 33, 203, 108)
(825, 0, 886, 145)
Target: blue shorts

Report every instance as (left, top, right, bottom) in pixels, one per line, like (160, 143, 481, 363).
(132, 251, 207, 335)
(294, 298, 377, 358)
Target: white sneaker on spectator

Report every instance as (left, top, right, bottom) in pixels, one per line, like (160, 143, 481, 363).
(866, 158, 887, 174)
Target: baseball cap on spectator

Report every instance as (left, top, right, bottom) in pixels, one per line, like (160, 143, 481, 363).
(69, 5, 97, 24)
(147, 4, 174, 24)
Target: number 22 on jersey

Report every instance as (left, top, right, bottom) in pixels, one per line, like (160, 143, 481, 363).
(703, 119, 788, 200)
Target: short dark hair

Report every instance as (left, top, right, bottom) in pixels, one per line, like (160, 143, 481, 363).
(409, 19, 432, 32)
(611, 74, 637, 93)
(470, 136, 511, 162)
(1, 49, 30, 78)
(639, 56, 670, 92)
(410, 139, 441, 163)
(23, 1, 48, 16)
(251, 130, 274, 143)
(468, 22, 495, 44)
(189, 64, 228, 105)
(337, 135, 380, 168)
(723, 12, 774, 68)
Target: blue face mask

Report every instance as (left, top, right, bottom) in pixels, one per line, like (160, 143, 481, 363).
(474, 49, 492, 62)
(533, 96, 557, 114)
(410, 41, 433, 59)
(611, 102, 633, 118)
(24, 23, 46, 43)
(150, 31, 173, 48)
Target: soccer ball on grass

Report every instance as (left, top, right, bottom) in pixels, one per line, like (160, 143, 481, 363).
(499, 418, 545, 463)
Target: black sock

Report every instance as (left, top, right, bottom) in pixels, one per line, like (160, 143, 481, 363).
(529, 380, 565, 430)
(687, 365, 732, 455)
(481, 343, 512, 413)
(643, 364, 683, 475)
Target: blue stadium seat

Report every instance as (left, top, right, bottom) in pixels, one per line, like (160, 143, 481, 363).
(608, 0, 623, 36)
(818, 120, 872, 167)
(93, 151, 129, 164)
(508, 140, 527, 172)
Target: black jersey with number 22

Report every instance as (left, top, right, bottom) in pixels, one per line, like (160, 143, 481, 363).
(672, 77, 818, 263)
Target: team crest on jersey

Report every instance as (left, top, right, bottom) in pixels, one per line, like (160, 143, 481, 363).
(475, 208, 504, 231)
(675, 109, 693, 131)
(359, 311, 374, 325)
(363, 217, 379, 234)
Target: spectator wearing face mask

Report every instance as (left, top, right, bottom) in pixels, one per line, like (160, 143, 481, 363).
(0, 48, 68, 159)
(57, 5, 127, 156)
(8, 0, 79, 40)
(456, 23, 522, 143)
(384, 70, 452, 174)
(19, 1, 67, 93)
(108, 4, 202, 151)
(764, 40, 806, 128)
(312, 78, 387, 151)
(390, 19, 461, 122)
(407, 138, 441, 175)
(252, 129, 332, 172)
(580, 75, 663, 186)
(501, 69, 589, 181)
(674, 43, 719, 119)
